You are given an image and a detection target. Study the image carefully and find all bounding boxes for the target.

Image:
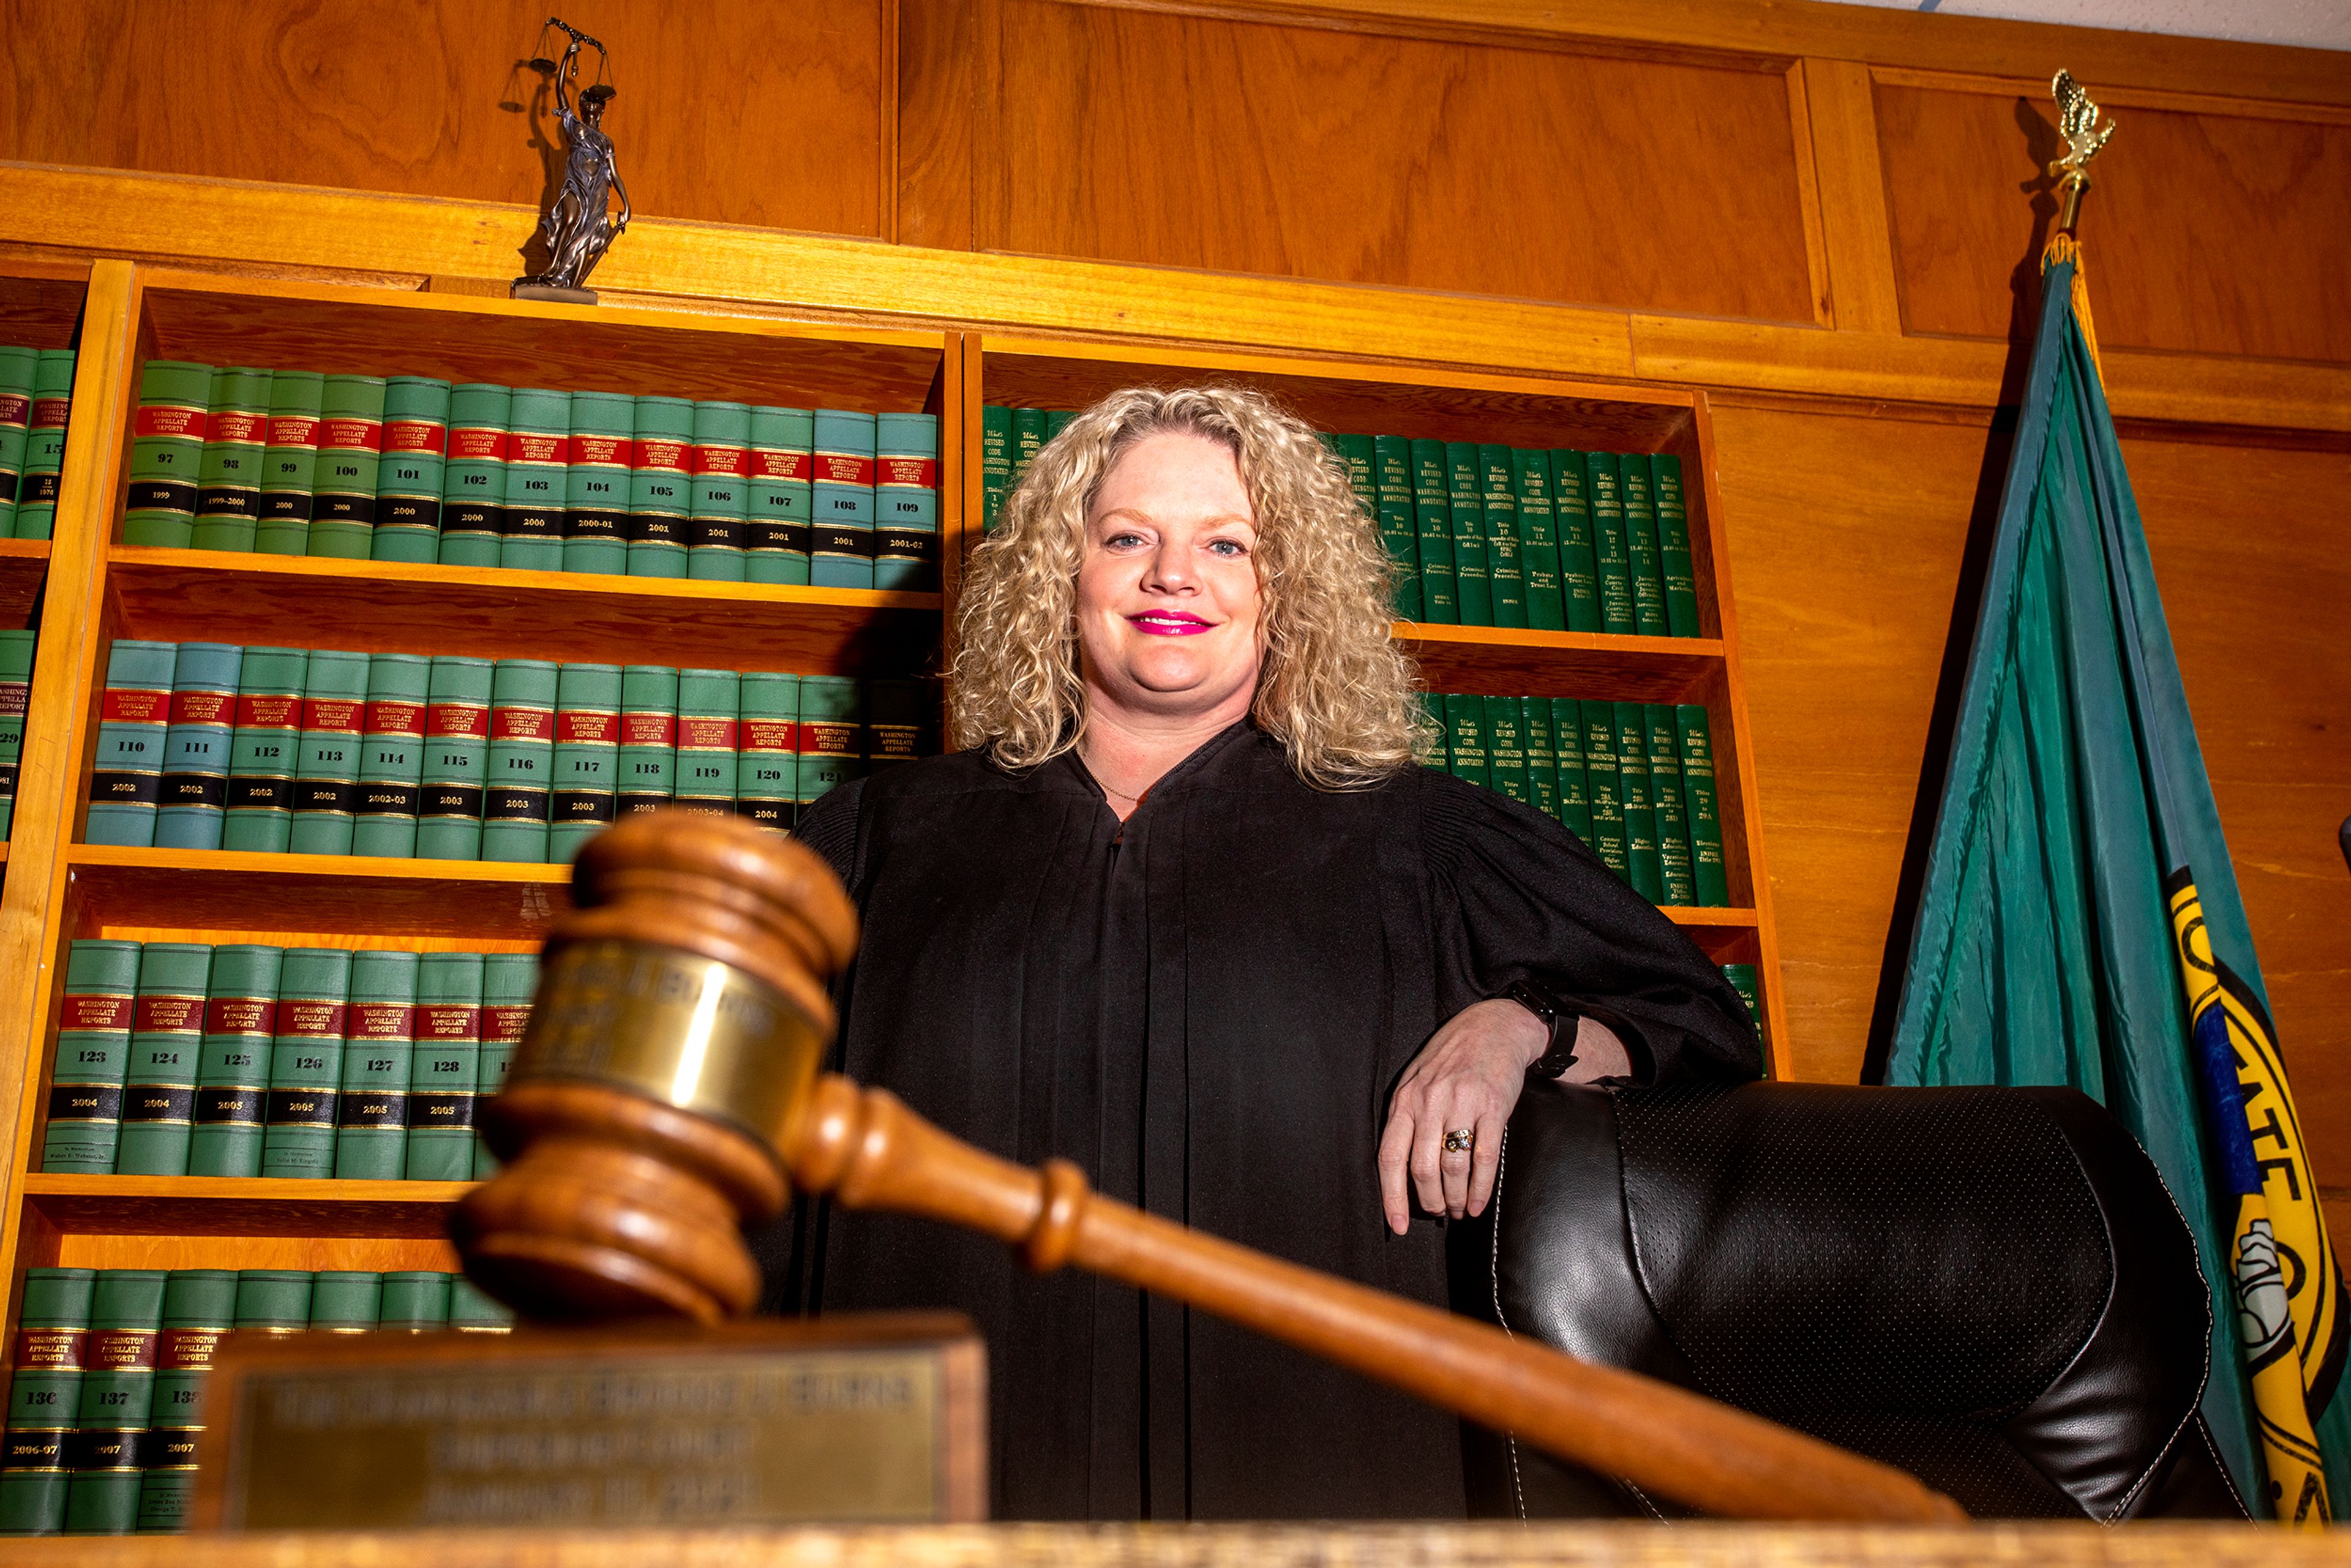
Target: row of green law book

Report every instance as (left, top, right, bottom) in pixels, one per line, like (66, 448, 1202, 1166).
(86, 640, 932, 861)
(1721, 964, 1765, 1041)
(1, 1266, 506, 1536)
(0, 344, 74, 539)
(120, 359, 941, 589)
(43, 942, 536, 1182)
(0, 629, 33, 839)
(1426, 694, 1732, 909)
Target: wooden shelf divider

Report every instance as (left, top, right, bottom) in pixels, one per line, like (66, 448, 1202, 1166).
(65, 845, 573, 940)
(21, 1174, 473, 1239)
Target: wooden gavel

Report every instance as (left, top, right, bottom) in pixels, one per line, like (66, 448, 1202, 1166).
(452, 814, 1964, 1525)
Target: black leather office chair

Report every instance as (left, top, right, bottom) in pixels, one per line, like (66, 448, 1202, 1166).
(1461, 1079, 2249, 1521)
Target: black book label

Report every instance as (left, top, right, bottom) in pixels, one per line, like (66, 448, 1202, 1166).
(260, 492, 316, 522)
(160, 774, 229, 810)
(144, 1430, 201, 1472)
(565, 509, 625, 541)
(421, 782, 486, 820)
(552, 790, 617, 825)
(195, 1087, 266, 1127)
(313, 494, 378, 525)
(195, 487, 261, 519)
(442, 501, 503, 538)
(689, 516, 743, 550)
(0, 762, 17, 795)
(506, 505, 563, 538)
(293, 779, 356, 817)
(617, 792, 670, 817)
(631, 512, 686, 547)
(227, 776, 294, 812)
(379, 497, 441, 531)
(25, 473, 61, 506)
(124, 1086, 196, 1126)
(63, 1428, 149, 1472)
(336, 1091, 408, 1130)
(739, 800, 791, 830)
(814, 525, 872, 558)
(90, 770, 162, 806)
(128, 480, 198, 512)
(877, 528, 940, 563)
(0, 472, 17, 505)
(265, 1089, 334, 1128)
(485, 784, 550, 823)
(2, 1432, 66, 1471)
(745, 520, 812, 554)
(408, 1090, 474, 1128)
(47, 1083, 124, 1122)
(356, 782, 422, 817)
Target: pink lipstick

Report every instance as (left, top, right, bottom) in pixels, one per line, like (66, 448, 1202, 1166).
(1128, 611, 1213, 636)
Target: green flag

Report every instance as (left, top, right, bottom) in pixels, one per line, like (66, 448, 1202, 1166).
(1886, 234, 2345, 1525)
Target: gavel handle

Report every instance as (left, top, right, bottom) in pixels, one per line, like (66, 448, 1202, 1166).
(786, 1074, 1965, 1525)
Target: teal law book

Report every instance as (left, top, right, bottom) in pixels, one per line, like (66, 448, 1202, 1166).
(308, 373, 387, 560)
(133, 1269, 235, 1534)
(810, 408, 877, 589)
(120, 359, 212, 547)
(377, 1272, 450, 1332)
(548, 661, 621, 863)
(746, 405, 814, 587)
(1477, 444, 1528, 629)
(351, 653, 430, 858)
(232, 1270, 313, 1336)
(333, 949, 418, 1180)
(1512, 449, 1567, 632)
(873, 411, 939, 591)
(60, 1269, 168, 1536)
(113, 942, 213, 1177)
(1441, 692, 1488, 787)
(13, 348, 77, 541)
(86, 640, 177, 848)
(287, 648, 370, 857)
(0, 628, 33, 838)
(1584, 452, 1637, 636)
(562, 389, 633, 575)
(405, 950, 483, 1181)
(686, 399, 751, 582)
(673, 667, 741, 817)
(1373, 434, 1420, 620)
(1651, 452, 1703, 637)
(0, 1267, 97, 1535)
(1520, 696, 1559, 822)
(449, 1277, 517, 1334)
(1678, 703, 1732, 907)
(1646, 702, 1697, 908)
(255, 370, 325, 557)
(416, 655, 492, 861)
(617, 664, 678, 819)
(0, 343, 35, 540)
(1549, 696, 1589, 840)
(1548, 449, 1603, 634)
(42, 940, 141, 1173)
(153, 640, 241, 851)
(1443, 442, 1493, 626)
(1613, 700, 1663, 902)
(472, 953, 538, 1179)
(1483, 694, 1529, 803)
(1008, 407, 1046, 490)
(500, 388, 571, 571)
(188, 944, 280, 1179)
(626, 394, 692, 579)
(1618, 454, 1672, 638)
(307, 1272, 382, 1335)
(864, 678, 924, 771)
(980, 405, 1011, 531)
(372, 375, 452, 564)
(437, 382, 510, 569)
(221, 646, 308, 852)
(260, 947, 352, 1179)
(1408, 439, 1457, 625)
(736, 671, 800, 833)
(189, 365, 271, 552)
(793, 675, 861, 811)
(1579, 700, 1627, 877)
(484, 659, 557, 863)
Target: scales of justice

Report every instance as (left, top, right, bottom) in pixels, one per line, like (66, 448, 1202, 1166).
(512, 17, 629, 305)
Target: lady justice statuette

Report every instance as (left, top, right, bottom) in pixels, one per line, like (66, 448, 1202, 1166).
(514, 18, 631, 303)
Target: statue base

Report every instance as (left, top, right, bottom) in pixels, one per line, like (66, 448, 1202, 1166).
(512, 282, 599, 306)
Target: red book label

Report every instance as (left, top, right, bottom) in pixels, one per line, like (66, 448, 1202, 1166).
(802, 721, 860, 757)
(815, 454, 877, 486)
(277, 999, 347, 1038)
(204, 997, 276, 1035)
(449, 428, 509, 462)
(492, 705, 552, 743)
(740, 719, 799, 753)
(61, 995, 133, 1032)
(620, 713, 677, 746)
(132, 994, 203, 1034)
(169, 689, 234, 727)
(88, 1328, 157, 1372)
(159, 1327, 223, 1373)
(417, 1004, 481, 1040)
(427, 701, 489, 739)
(303, 697, 363, 734)
(350, 1002, 414, 1040)
(877, 456, 939, 489)
(318, 417, 383, 453)
(510, 432, 568, 466)
(15, 1328, 86, 1370)
(31, 396, 70, 432)
(135, 404, 208, 441)
(483, 1004, 533, 1043)
(634, 438, 688, 473)
(691, 445, 748, 478)
(570, 434, 629, 468)
(208, 409, 266, 446)
(751, 450, 812, 482)
(102, 688, 168, 725)
(0, 393, 28, 428)
(364, 699, 426, 738)
(268, 414, 320, 449)
(677, 716, 739, 751)
(556, 711, 617, 745)
(384, 419, 448, 457)
(237, 692, 301, 729)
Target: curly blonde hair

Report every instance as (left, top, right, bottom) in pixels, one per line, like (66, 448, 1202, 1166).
(949, 384, 1424, 787)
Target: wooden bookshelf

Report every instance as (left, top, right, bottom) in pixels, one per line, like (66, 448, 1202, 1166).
(0, 539, 50, 625)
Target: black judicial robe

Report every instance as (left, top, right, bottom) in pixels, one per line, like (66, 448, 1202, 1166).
(765, 721, 1760, 1520)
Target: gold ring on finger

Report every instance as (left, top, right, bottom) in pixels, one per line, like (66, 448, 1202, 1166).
(1443, 1128, 1475, 1153)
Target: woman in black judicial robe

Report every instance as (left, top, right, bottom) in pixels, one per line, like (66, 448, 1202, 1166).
(763, 386, 1761, 1521)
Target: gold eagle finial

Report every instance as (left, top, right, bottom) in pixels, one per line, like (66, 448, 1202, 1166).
(2047, 70, 2117, 233)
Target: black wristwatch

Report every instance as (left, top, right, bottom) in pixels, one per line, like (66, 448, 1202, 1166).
(1505, 979, 1581, 1078)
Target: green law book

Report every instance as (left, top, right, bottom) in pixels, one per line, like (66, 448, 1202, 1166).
(114, 943, 212, 1177)
(222, 646, 307, 852)
(626, 394, 692, 579)
(1678, 704, 1731, 907)
(1512, 449, 1566, 632)
(0, 343, 34, 540)
(260, 947, 352, 1179)
(334, 950, 417, 1180)
(549, 662, 621, 863)
(874, 411, 940, 592)
(233, 1271, 313, 1337)
(1618, 454, 1671, 638)
(686, 400, 751, 582)
(795, 676, 861, 811)
(746, 405, 814, 587)
(1647, 703, 1697, 907)
(1442, 692, 1488, 787)
(154, 640, 241, 851)
(377, 1272, 451, 1332)
(865, 678, 924, 772)
(1483, 694, 1529, 803)
(617, 664, 678, 819)
(1722, 965, 1764, 1032)
(189, 945, 280, 1178)
(1550, 697, 1590, 841)
(1409, 439, 1457, 625)
(121, 359, 212, 547)
(737, 671, 800, 832)
(133, 1269, 234, 1533)
(255, 370, 325, 556)
(14, 348, 76, 540)
(61, 1269, 167, 1536)
(1614, 701, 1663, 901)
(307, 1272, 381, 1335)
(1372, 434, 1419, 621)
(1044, 410, 1075, 440)
(1478, 445, 1527, 629)
(405, 951, 483, 1181)
(1580, 702, 1626, 876)
(352, 653, 430, 858)
(288, 648, 370, 857)
(309, 374, 386, 559)
(417, 655, 492, 861)
(86, 639, 177, 849)
(0, 628, 34, 838)
(483, 659, 556, 863)
(1444, 443, 1493, 626)
(450, 1277, 518, 1334)
(1521, 696, 1559, 821)
(501, 388, 571, 571)
(1411, 690, 1443, 764)
(810, 409, 877, 590)
(0, 1268, 97, 1534)
(674, 667, 741, 817)
(438, 383, 510, 569)
(45, 940, 141, 1172)
(373, 375, 451, 564)
(190, 365, 271, 552)
(1330, 433, 1375, 517)
(1009, 407, 1046, 490)
(472, 953, 538, 1179)
(562, 389, 633, 576)
(980, 405, 1011, 531)
(1652, 453, 1703, 637)
(1584, 452, 1636, 636)
(1548, 449, 1601, 634)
